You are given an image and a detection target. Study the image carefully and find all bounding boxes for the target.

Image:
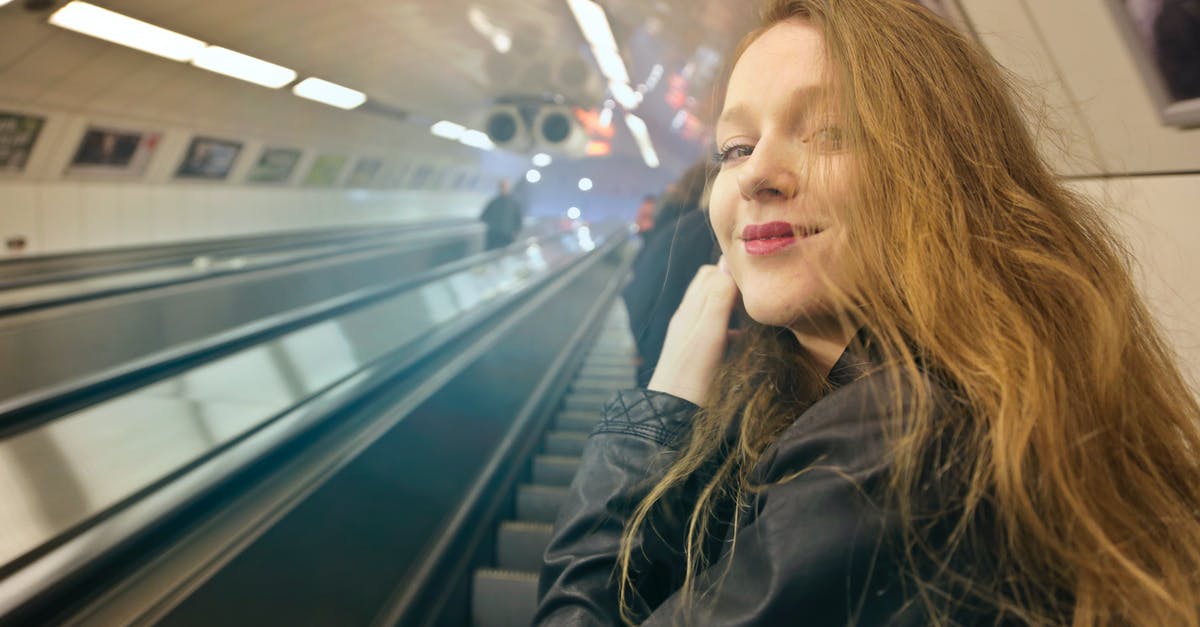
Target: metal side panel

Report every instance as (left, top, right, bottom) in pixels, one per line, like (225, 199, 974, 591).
(0, 228, 480, 405)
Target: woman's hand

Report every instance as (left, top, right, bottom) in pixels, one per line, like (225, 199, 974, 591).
(647, 258, 740, 406)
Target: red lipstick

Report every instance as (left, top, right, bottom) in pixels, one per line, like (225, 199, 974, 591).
(741, 221, 797, 256)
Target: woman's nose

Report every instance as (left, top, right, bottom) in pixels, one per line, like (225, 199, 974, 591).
(736, 142, 800, 202)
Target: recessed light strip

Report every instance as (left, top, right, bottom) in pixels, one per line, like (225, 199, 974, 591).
(565, 0, 638, 111)
(48, 1, 206, 62)
(191, 46, 297, 88)
(430, 120, 495, 151)
(48, 2, 373, 108)
(624, 113, 660, 169)
(293, 77, 367, 110)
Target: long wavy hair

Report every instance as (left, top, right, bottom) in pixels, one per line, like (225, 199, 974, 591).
(616, 0, 1200, 624)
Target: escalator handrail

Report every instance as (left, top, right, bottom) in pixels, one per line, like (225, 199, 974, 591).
(0, 219, 475, 289)
(0, 222, 485, 317)
(0, 231, 597, 439)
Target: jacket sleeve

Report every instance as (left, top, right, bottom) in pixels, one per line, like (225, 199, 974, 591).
(533, 388, 699, 626)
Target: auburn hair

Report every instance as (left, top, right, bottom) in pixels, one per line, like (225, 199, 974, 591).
(616, 0, 1200, 624)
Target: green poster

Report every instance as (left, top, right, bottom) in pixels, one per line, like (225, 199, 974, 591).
(0, 112, 45, 173)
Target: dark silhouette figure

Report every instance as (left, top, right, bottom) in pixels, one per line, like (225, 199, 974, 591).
(622, 161, 717, 386)
(480, 178, 524, 250)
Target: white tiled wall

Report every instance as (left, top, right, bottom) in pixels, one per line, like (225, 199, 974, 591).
(1070, 175, 1200, 391)
(958, 0, 1200, 394)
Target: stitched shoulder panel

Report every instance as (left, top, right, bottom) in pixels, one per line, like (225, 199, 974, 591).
(593, 389, 698, 447)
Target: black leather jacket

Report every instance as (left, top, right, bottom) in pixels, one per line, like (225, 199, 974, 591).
(534, 349, 961, 625)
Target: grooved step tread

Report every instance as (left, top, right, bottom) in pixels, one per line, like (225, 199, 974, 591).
(516, 484, 568, 523)
(472, 569, 539, 627)
(496, 521, 554, 571)
(556, 410, 601, 430)
(532, 455, 582, 486)
(544, 431, 588, 456)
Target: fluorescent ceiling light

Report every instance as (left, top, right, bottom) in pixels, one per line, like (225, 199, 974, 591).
(431, 122, 493, 151)
(566, 0, 618, 53)
(0, 0, 16, 6)
(191, 46, 296, 88)
(609, 81, 642, 110)
(459, 130, 495, 151)
(48, 1, 206, 62)
(492, 33, 512, 54)
(624, 113, 660, 169)
(292, 77, 367, 110)
(532, 153, 552, 167)
(592, 48, 629, 84)
(431, 120, 467, 140)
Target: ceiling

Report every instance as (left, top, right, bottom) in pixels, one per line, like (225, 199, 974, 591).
(0, 0, 757, 180)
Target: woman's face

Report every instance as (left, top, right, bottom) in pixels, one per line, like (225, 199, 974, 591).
(709, 19, 855, 335)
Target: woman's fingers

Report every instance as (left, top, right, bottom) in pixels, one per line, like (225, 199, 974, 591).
(647, 261, 739, 406)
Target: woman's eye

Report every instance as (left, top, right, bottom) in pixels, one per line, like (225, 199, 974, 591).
(714, 144, 754, 165)
(809, 127, 846, 152)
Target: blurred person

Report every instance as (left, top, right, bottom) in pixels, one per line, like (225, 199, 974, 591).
(536, 0, 1200, 625)
(479, 178, 523, 250)
(634, 194, 657, 238)
(622, 160, 716, 387)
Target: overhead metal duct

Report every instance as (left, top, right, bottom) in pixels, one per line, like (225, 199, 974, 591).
(483, 104, 532, 152)
(532, 104, 587, 156)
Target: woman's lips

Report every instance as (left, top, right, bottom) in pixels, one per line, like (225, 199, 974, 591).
(740, 221, 821, 256)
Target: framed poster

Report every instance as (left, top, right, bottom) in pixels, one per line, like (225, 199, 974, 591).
(303, 154, 347, 186)
(1106, 0, 1200, 127)
(66, 125, 160, 177)
(246, 147, 302, 184)
(386, 162, 411, 189)
(176, 136, 242, 180)
(408, 163, 434, 189)
(0, 111, 45, 173)
(347, 157, 382, 187)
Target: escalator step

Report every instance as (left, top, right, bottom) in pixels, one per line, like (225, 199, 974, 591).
(583, 356, 634, 368)
(580, 366, 635, 378)
(471, 569, 538, 627)
(573, 377, 628, 393)
(496, 521, 554, 571)
(586, 348, 632, 357)
(516, 484, 568, 523)
(544, 431, 588, 456)
(564, 393, 611, 412)
(532, 455, 581, 486)
(574, 377, 634, 391)
(556, 414, 599, 434)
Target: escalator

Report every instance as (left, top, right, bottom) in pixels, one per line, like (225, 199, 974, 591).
(0, 227, 635, 626)
(470, 309, 637, 627)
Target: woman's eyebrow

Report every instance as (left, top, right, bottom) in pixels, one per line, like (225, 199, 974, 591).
(718, 85, 828, 130)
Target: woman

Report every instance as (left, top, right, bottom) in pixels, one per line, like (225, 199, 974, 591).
(535, 0, 1200, 624)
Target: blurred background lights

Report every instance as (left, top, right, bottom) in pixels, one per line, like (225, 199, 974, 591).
(567, 207, 581, 220)
(532, 153, 552, 167)
(578, 177, 593, 191)
(525, 169, 542, 183)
